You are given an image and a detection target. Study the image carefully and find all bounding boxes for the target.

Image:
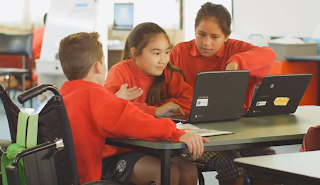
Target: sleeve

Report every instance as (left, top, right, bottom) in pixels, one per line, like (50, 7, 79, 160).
(226, 40, 276, 80)
(162, 69, 193, 114)
(94, 96, 185, 142)
(104, 65, 156, 116)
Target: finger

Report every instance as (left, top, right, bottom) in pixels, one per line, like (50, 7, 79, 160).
(120, 83, 128, 89)
(168, 103, 180, 111)
(164, 111, 180, 117)
(202, 138, 210, 143)
(132, 90, 143, 99)
(177, 107, 185, 115)
(186, 140, 192, 154)
(128, 86, 138, 92)
(135, 89, 143, 96)
(193, 136, 201, 158)
(170, 105, 184, 115)
(129, 88, 142, 96)
(190, 138, 197, 159)
(197, 136, 204, 156)
(127, 90, 143, 100)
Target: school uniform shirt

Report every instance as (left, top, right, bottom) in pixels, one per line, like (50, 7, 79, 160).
(60, 80, 185, 184)
(170, 39, 276, 109)
(104, 58, 194, 116)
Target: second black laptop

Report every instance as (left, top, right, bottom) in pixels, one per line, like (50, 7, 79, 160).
(243, 73, 312, 117)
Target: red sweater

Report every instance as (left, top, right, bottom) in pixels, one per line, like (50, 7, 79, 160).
(104, 58, 194, 116)
(60, 80, 185, 184)
(170, 39, 276, 108)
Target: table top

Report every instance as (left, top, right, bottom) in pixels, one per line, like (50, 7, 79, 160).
(285, 55, 320, 61)
(106, 106, 320, 150)
(234, 150, 320, 179)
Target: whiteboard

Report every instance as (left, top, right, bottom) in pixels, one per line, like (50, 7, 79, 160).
(233, 0, 320, 37)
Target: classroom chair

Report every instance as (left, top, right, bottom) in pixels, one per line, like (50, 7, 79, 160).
(195, 163, 210, 185)
(0, 33, 34, 107)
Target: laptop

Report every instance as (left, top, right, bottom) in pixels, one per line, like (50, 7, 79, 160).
(165, 70, 250, 123)
(243, 73, 312, 117)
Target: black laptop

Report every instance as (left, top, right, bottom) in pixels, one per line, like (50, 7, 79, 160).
(243, 73, 312, 117)
(166, 70, 250, 123)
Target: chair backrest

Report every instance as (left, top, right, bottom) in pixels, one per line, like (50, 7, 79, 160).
(0, 84, 80, 185)
(0, 33, 33, 71)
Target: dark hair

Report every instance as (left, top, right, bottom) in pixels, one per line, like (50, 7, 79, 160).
(59, 32, 103, 81)
(123, 22, 184, 106)
(195, 2, 231, 36)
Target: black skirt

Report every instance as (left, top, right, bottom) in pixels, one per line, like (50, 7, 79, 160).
(101, 153, 147, 182)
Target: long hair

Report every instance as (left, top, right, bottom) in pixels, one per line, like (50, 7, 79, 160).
(122, 22, 185, 106)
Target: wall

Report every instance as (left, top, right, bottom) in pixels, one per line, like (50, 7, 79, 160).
(106, 0, 183, 45)
(108, 29, 184, 47)
(105, 0, 180, 30)
(233, 0, 320, 38)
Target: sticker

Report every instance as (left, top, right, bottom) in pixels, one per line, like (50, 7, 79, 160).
(256, 101, 267, 107)
(274, 97, 290, 106)
(196, 99, 208, 107)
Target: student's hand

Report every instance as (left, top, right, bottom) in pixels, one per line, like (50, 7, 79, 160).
(155, 101, 184, 117)
(179, 132, 210, 159)
(115, 84, 143, 101)
(225, 62, 238, 70)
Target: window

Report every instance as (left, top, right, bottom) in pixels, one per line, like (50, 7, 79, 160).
(113, 3, 134, 30)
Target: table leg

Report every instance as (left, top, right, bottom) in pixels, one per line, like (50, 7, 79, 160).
(160, 150, 172, 185)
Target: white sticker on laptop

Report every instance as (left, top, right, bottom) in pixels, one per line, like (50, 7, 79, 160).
(256, 101, 267, 107)
(196, 99, 208, 107)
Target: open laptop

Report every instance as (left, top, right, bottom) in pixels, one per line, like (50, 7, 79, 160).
(165, 70, 250, 123)
(243, 73, 312, 117)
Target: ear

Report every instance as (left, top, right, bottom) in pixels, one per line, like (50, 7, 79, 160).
(224, 34, 230, 42)
(94, 61, 103, 74)
(130, 47, 136, 58)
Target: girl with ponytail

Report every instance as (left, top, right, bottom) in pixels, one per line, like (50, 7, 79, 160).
(105, 22, 193, 118)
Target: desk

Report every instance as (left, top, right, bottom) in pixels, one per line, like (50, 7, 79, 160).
(234, 151, 320, 185)
(105, 106, 320, 185)
(285, 55, 320, 105)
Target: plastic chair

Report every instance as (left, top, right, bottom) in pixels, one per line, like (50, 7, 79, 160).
(195, 163, 211, 185)
(0, 33, 34, 107)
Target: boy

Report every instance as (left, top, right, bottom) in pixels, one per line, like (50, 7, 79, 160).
(58, 32, 209, 185)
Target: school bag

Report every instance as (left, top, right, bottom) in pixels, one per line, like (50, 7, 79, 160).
(1, 112, 39, 185)
(300, 125, 320, 152)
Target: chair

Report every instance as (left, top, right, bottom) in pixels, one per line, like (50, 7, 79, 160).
(0, 83, 138, 185)
(195, 163, 210, 185)
(0, 33, 34, 107)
